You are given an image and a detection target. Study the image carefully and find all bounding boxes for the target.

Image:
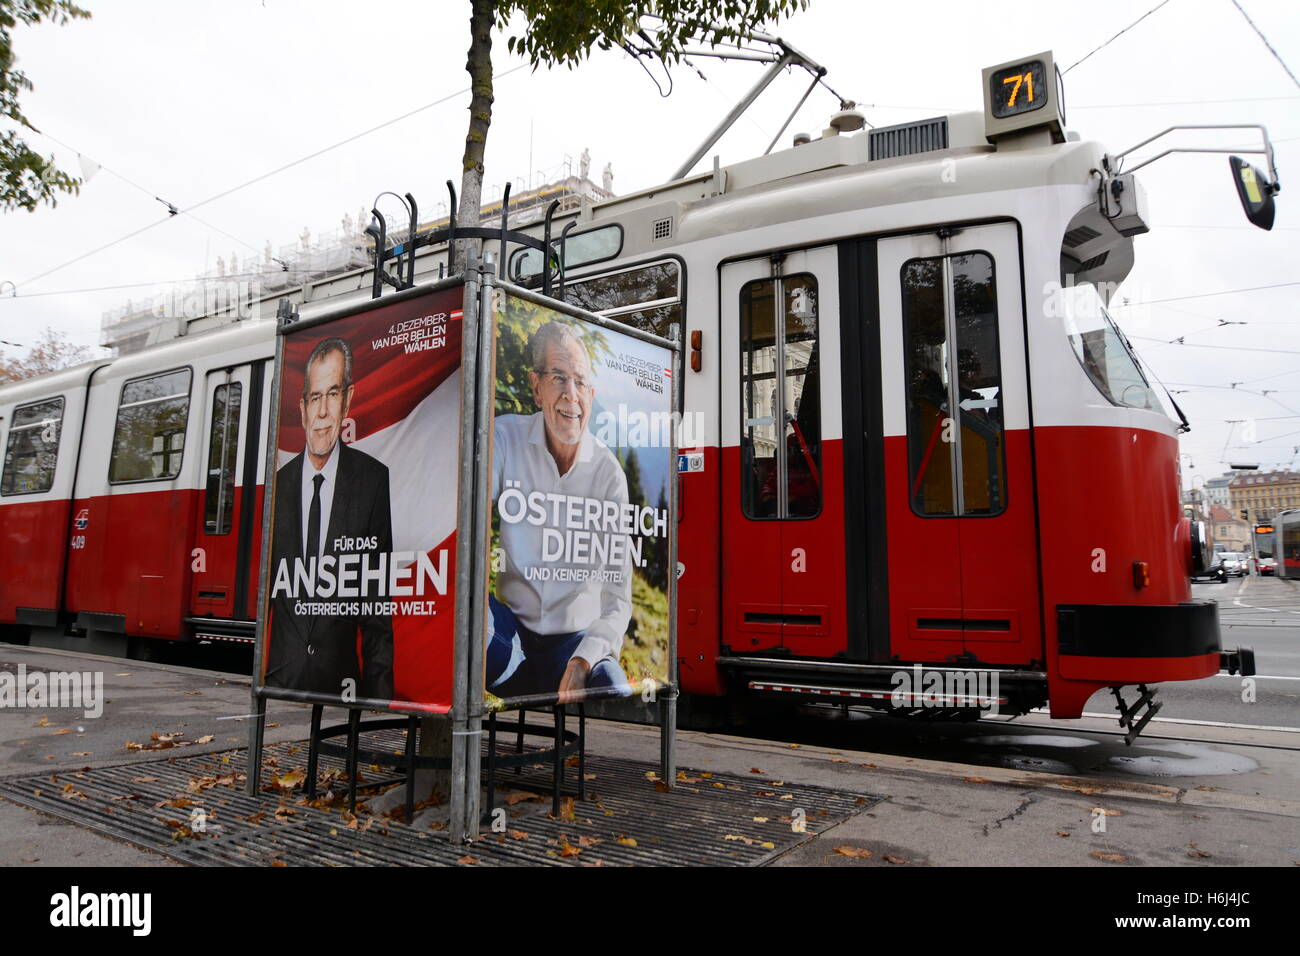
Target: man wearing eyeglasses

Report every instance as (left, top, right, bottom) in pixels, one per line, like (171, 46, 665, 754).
(488, 320, 633, 703)
(266, 336, 394, 701)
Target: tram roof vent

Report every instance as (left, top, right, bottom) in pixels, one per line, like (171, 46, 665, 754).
(1076, 249, 1110, 272)
(869, 117, 949, 161)
(1063, 225, 1102, 248)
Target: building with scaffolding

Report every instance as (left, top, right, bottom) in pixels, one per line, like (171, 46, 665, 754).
(98, 160, 614, 355)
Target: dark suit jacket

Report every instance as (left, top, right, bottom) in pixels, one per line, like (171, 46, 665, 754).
(265, 442, 394, 700)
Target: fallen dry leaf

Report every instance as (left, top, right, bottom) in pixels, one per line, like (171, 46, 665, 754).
(51, 729, 74, 736)
(457, 855, 480, 865)
(195, 735, 215, 744)
(616, 836, 637, 847)
(1090, 852, 1127, 863)
(834, 846, 874, 859)
(503, 791, 542, 806)
(273, 769, 307, 791)
(1061, 781, 1105, 796)
(963, 776, 990, 784)
(749, 768, 764, 774)
(883, 855, 907, 865)
(654, 781, 671, 793)
(1057, 831, 1070, 838)
(1091, 808, 1121, 817)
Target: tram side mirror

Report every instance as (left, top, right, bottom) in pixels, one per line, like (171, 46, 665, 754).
(1230, 156, 1277, 231)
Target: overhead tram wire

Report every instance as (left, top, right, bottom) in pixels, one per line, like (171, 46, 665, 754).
(0, 271, 277, 302)
(1062, 0, 1175, 75)
(1132, 338, 1300, 356)
(1231, 0, 1300, 90)
(14, 63, 530, 291)
(1114, 280, 1300, 307)
(33, 130, 265, 260)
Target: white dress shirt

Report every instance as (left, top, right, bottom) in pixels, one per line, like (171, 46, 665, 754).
(301, 440, 340, 561)
(492, 412, 632, 668)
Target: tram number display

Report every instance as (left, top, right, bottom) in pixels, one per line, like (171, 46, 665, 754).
(989, 60, 1047, 118)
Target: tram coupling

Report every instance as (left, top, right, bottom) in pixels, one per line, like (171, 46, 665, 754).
(1110, 684, 1162, 746)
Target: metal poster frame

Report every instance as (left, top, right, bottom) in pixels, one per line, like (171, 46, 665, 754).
(246, 249, 679, 843)
(245, 273, 475, 801)
(473, 269, 681, 782)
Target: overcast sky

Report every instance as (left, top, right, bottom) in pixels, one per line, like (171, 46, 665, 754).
(0, 0, 1296, 481)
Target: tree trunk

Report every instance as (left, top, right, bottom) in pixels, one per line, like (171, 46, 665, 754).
(455, 0, 494, 273)
(418, 0, 495, 801)
(416, 717, 453, 804)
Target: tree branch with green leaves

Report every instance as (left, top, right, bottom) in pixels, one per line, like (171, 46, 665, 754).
(0, 0, 90, 213)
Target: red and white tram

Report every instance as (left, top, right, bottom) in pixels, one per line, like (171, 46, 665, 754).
(0, 52, 1270, 732)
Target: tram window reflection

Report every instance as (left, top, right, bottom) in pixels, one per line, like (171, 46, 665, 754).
(0, 397, 65, 496)
(203, 382, 242, 535)
(740, 274, 821, 520)
(902, 253, 1005, 517)
(109, 368, 192, 483)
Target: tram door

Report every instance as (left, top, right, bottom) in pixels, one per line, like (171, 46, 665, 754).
(189, 363, 260, 622)
(721, 247, 846, 656)
(875, 225, 1041, 666)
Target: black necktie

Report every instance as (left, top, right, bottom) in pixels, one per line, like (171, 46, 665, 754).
(306, 473, 323, 562)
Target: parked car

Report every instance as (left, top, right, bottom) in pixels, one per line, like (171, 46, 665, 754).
(1191, 558, 1228, 583)
(1219, 552, 1248, 577)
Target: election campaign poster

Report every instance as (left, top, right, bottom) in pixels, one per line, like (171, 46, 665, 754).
(485, 290, 675, 708)
(259, 284, 464, 712)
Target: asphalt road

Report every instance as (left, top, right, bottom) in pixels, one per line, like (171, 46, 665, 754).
(1179, 575, 1300, 728)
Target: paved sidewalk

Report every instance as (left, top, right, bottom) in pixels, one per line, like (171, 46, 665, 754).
(2, 644, 1297, 866)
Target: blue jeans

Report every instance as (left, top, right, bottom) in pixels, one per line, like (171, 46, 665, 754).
(487, 596, 631, 700)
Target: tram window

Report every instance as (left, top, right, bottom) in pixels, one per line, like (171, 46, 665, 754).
(952, 254, 1005, 515)
(510, 225, 623, 282)
(739, 273, 821, 520)
(109, 368, 192, 483)
(203, 382, 242, 535)
(902, 253, 1005, 517)
(564, 261, 683, 341)
(1, 397, 65, 496)
(1058, 283, 1161, 413)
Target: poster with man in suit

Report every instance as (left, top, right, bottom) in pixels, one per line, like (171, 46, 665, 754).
(262, 286, 466, 711)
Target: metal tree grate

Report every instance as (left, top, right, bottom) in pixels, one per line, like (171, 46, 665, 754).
(0, 730, 883, 867)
